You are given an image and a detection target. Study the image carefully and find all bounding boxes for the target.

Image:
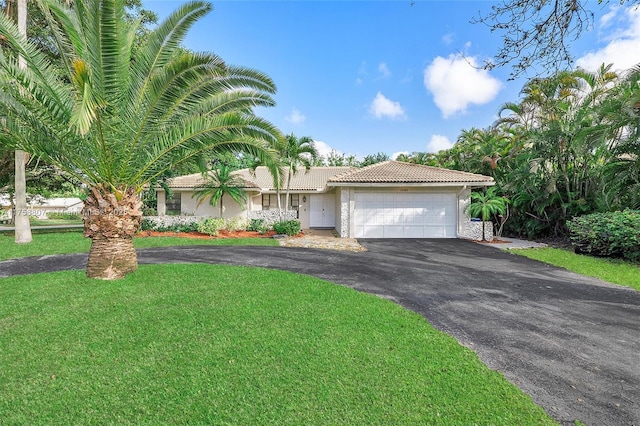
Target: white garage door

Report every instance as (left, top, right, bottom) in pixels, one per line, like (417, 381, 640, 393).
(353, 192, 457, 238)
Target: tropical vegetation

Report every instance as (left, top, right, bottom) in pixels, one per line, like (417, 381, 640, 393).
(194, 163, 248, 218)
(397, 65, 640, 242)
(277, 133, 318, 211)
(467, 187, 510, 241)
(0, 0, 280, 279)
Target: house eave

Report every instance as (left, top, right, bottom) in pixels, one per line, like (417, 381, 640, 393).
(326, 181, 495, 188)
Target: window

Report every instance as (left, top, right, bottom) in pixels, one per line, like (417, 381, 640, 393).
(262, 194, 270, 210)
(165, 192, 181, 215)
(290, 194, 300, 210)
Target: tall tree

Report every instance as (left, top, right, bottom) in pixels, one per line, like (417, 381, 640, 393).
(360, 152, 389, 167)
(0, 0, 280, 279)
(494, 67, 618, 236)
(12, 0, 31, 243)
(277, 133, 318, 211)
(194, 163, 247, 218)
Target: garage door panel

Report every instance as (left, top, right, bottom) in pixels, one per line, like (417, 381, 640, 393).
(354, 192, 457, 238)
(404, 226, 425, 238)
(384, 225, 404, 238)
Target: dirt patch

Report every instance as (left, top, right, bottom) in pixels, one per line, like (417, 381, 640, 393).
(473, 239, 510, 244)
(137, 230, 276, 239)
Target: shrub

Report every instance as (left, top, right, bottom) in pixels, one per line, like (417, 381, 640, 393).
(140, 217, 199, 233)
(47, 212, 82, 220)
(197, 217, 226, 236)
(142, 207, 157, 216)
(273, 220, 301, 236)
(567, 210, 640, 262)
(247, 219, 269, 234)
(223, 217, 247, 232)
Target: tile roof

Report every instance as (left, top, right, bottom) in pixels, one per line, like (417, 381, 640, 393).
(165, 162, 493, 190)
(328, 161, 494, 184)
(166, 167, 356, 191)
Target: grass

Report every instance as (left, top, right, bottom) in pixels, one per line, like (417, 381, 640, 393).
(0, 264, 556, 425)
(0, 218, 83, 227)
(29, 218, 83, 226)
(513, 248, 640, 291)
(0, 232, 278, 261)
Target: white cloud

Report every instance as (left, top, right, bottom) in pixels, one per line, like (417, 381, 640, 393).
(576, 7, 640, 72)
(312, 140, 336, 159)
(284, 108, 306, 125)
(369, 92, 406, 120)
(355, 77, 363, 86)
(424, 53, 502, 118)
(378, 62, 391, 79)
(426, 135, 454, 153)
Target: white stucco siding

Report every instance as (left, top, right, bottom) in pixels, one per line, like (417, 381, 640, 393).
(157, 190, 166, 216)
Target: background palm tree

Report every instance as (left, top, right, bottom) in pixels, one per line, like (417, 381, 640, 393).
(277, 133, 318, 211)
(467, 187, 510, 242)
(0, 0, 280, 279)
(194, 163, 247, 218)
(12, 0, 32, 244)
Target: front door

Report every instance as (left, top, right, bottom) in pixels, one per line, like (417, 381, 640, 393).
(309, 194, 336, 228)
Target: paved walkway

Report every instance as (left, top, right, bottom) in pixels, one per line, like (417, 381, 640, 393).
(280, 229, 366, 251)
(473, 236, 548, 250)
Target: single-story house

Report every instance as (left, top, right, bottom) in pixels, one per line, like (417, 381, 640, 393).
(156, 161, 495, 239)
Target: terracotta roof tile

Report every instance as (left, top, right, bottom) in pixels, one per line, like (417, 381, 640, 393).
(328, 161, 494, 184)
(166, 162, 493, 190)
(167, 167, 356, 191)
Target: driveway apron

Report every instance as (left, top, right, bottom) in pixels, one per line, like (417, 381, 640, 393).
(1, 239, 638, 425)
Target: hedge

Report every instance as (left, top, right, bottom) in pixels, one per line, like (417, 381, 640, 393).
(567, 210, 640, 262)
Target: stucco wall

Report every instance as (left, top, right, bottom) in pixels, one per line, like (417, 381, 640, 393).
(457, 187, 471, 237)
(337, 188, 351, 238)
(157, 191, 166, 216)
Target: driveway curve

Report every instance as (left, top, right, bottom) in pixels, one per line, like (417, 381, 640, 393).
(1, 239, 638, 426)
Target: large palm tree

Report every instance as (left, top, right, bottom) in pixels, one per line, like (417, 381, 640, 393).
(277, 133, 318, 211)
(0, 0, 280, 279)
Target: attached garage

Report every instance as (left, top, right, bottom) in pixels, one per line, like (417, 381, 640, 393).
(327, 161, 495, 239)
(353, 192, 457, 238)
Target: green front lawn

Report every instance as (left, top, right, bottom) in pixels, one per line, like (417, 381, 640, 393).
(513, 248, 640, 291)
(0, 264, 555, 425)
(0, 232, 278, 261)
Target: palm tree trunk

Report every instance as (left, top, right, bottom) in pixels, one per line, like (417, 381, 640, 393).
(481, 219, 487, 242)
(285, 168, 292, 211)
(13, 0, 32, 244)
(14, 150, 32, 243)
(83, 186, 143, 279)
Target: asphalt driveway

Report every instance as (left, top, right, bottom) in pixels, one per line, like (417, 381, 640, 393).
(1, 239, 638, 425)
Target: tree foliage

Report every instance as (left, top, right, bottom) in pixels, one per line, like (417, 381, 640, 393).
(473, 0, 640, 79)
(398, 65, 640, 239)
(0, 0, 281, 278)
(194, 163, 248, 218)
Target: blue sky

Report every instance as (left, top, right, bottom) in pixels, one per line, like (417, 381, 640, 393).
(144, 1, 640, 159)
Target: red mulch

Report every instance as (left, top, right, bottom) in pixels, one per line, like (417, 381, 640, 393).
(137, 230, 276, 239)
